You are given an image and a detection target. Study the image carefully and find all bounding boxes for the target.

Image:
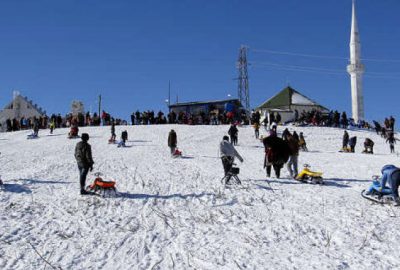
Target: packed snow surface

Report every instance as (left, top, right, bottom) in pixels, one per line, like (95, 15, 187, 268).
(1, 125, 400, 270)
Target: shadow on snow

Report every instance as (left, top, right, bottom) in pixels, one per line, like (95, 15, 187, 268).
(117, 191, 213, 200)
(2, 184, 32, 194)
(249, 178, 351, 188)
(17, 179, 73, 185)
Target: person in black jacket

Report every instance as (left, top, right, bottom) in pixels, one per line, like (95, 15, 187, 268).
(342, 130, 349, 150)
(118, 130, 128, 147)
(74, 133, 94, 195)
(363, 138, 374, 154)
(168, 129, 177, 154)
(349, 136, 357, 153)
(263, 135, 290, 178)
(228, 124, 239, 146)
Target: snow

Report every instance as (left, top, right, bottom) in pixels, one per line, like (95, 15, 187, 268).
(291, 92, 316, 106)
(1, 125, 400, 269)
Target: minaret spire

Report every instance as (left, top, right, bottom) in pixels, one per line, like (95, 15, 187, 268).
(347, 0, 365, 122)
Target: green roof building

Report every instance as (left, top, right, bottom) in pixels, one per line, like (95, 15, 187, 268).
(256, 86, 329, 123)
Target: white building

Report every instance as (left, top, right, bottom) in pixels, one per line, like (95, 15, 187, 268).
(71, 100, 85, 116)
(0, 92, 46, 131)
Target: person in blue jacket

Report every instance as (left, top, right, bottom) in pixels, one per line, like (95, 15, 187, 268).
(380, 164, 400, 205)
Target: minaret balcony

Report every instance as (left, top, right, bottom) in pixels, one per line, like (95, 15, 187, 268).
(347, 63, 365, 74)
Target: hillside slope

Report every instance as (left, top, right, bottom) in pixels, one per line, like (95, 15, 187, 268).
(1, 125, 399, 269)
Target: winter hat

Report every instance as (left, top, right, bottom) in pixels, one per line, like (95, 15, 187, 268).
(381, 164, 396, 174)
(223, 136, 229, 141)
(81, 133, 89, 142)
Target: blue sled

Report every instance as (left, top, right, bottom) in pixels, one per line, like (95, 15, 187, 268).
(362, 180, 393, 204)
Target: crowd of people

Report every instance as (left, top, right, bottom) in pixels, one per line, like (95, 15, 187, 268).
(2, 105, 395, 136)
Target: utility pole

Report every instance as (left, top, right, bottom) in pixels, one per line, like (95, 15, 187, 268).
(168, 81, 171, 112)
(98, 94, 102, 116)
(237, 45, 250, 113)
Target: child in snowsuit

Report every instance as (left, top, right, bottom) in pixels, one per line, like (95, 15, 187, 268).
(379, 165, 400, 206)
(219, 136, 243, 178)
(298, 132, 308, 151)
(49, 120, 56, 134)
(168, 129, 177, 155)
(118, 130, 128, 147)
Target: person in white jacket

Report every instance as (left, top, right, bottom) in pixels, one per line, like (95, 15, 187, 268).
(220, 136, 243, 176)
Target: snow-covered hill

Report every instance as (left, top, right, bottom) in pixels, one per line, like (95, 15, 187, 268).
(1, 125, 399, 269)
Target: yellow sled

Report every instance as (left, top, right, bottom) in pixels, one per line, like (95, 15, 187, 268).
(296, 164, 323, 184)
(339, 146, 352, 153)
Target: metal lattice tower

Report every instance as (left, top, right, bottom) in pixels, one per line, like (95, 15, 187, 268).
(237, 45, 250, 112)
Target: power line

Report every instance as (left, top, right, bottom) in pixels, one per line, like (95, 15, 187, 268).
(251, 61, 345, 73)
(251, 61, 400, 76)
(251, 62, 400, 79)
(252, 48, 348, 60)
(251, 48, 400, 63)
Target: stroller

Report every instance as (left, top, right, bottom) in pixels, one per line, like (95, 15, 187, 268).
(221, 164, 241, 186)
(86, 172, 117, 197)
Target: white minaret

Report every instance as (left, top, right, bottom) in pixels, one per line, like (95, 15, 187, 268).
(347, 0, 365, 122)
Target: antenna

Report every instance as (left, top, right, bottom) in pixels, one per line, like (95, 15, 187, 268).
(237, 45, 250, 113)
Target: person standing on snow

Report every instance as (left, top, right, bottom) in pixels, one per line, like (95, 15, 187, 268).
(33, 118, 39, 137)
(118, 130, 128, 147)
(219, 136, 243, 177)
(263, 134, 290, 179)
(74, 133, 94, 195)
(342, 130, 349, 150)
(168, 129, 177, 155)
(386, 132, 397, 153)
(379, 165, 400, 206)
(228, 124, 239, 145)
(254, 122, 260, 139)
(49, 119, 56, 134)
(298, 132, 308, 151)
(110, 122, 116, 142)
(286, 133, 300, 178)
(349, 136, 357, 153)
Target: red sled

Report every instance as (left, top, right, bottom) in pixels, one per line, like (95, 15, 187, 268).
(87, 173, 117, 196)
(173, 149, 182, 157)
